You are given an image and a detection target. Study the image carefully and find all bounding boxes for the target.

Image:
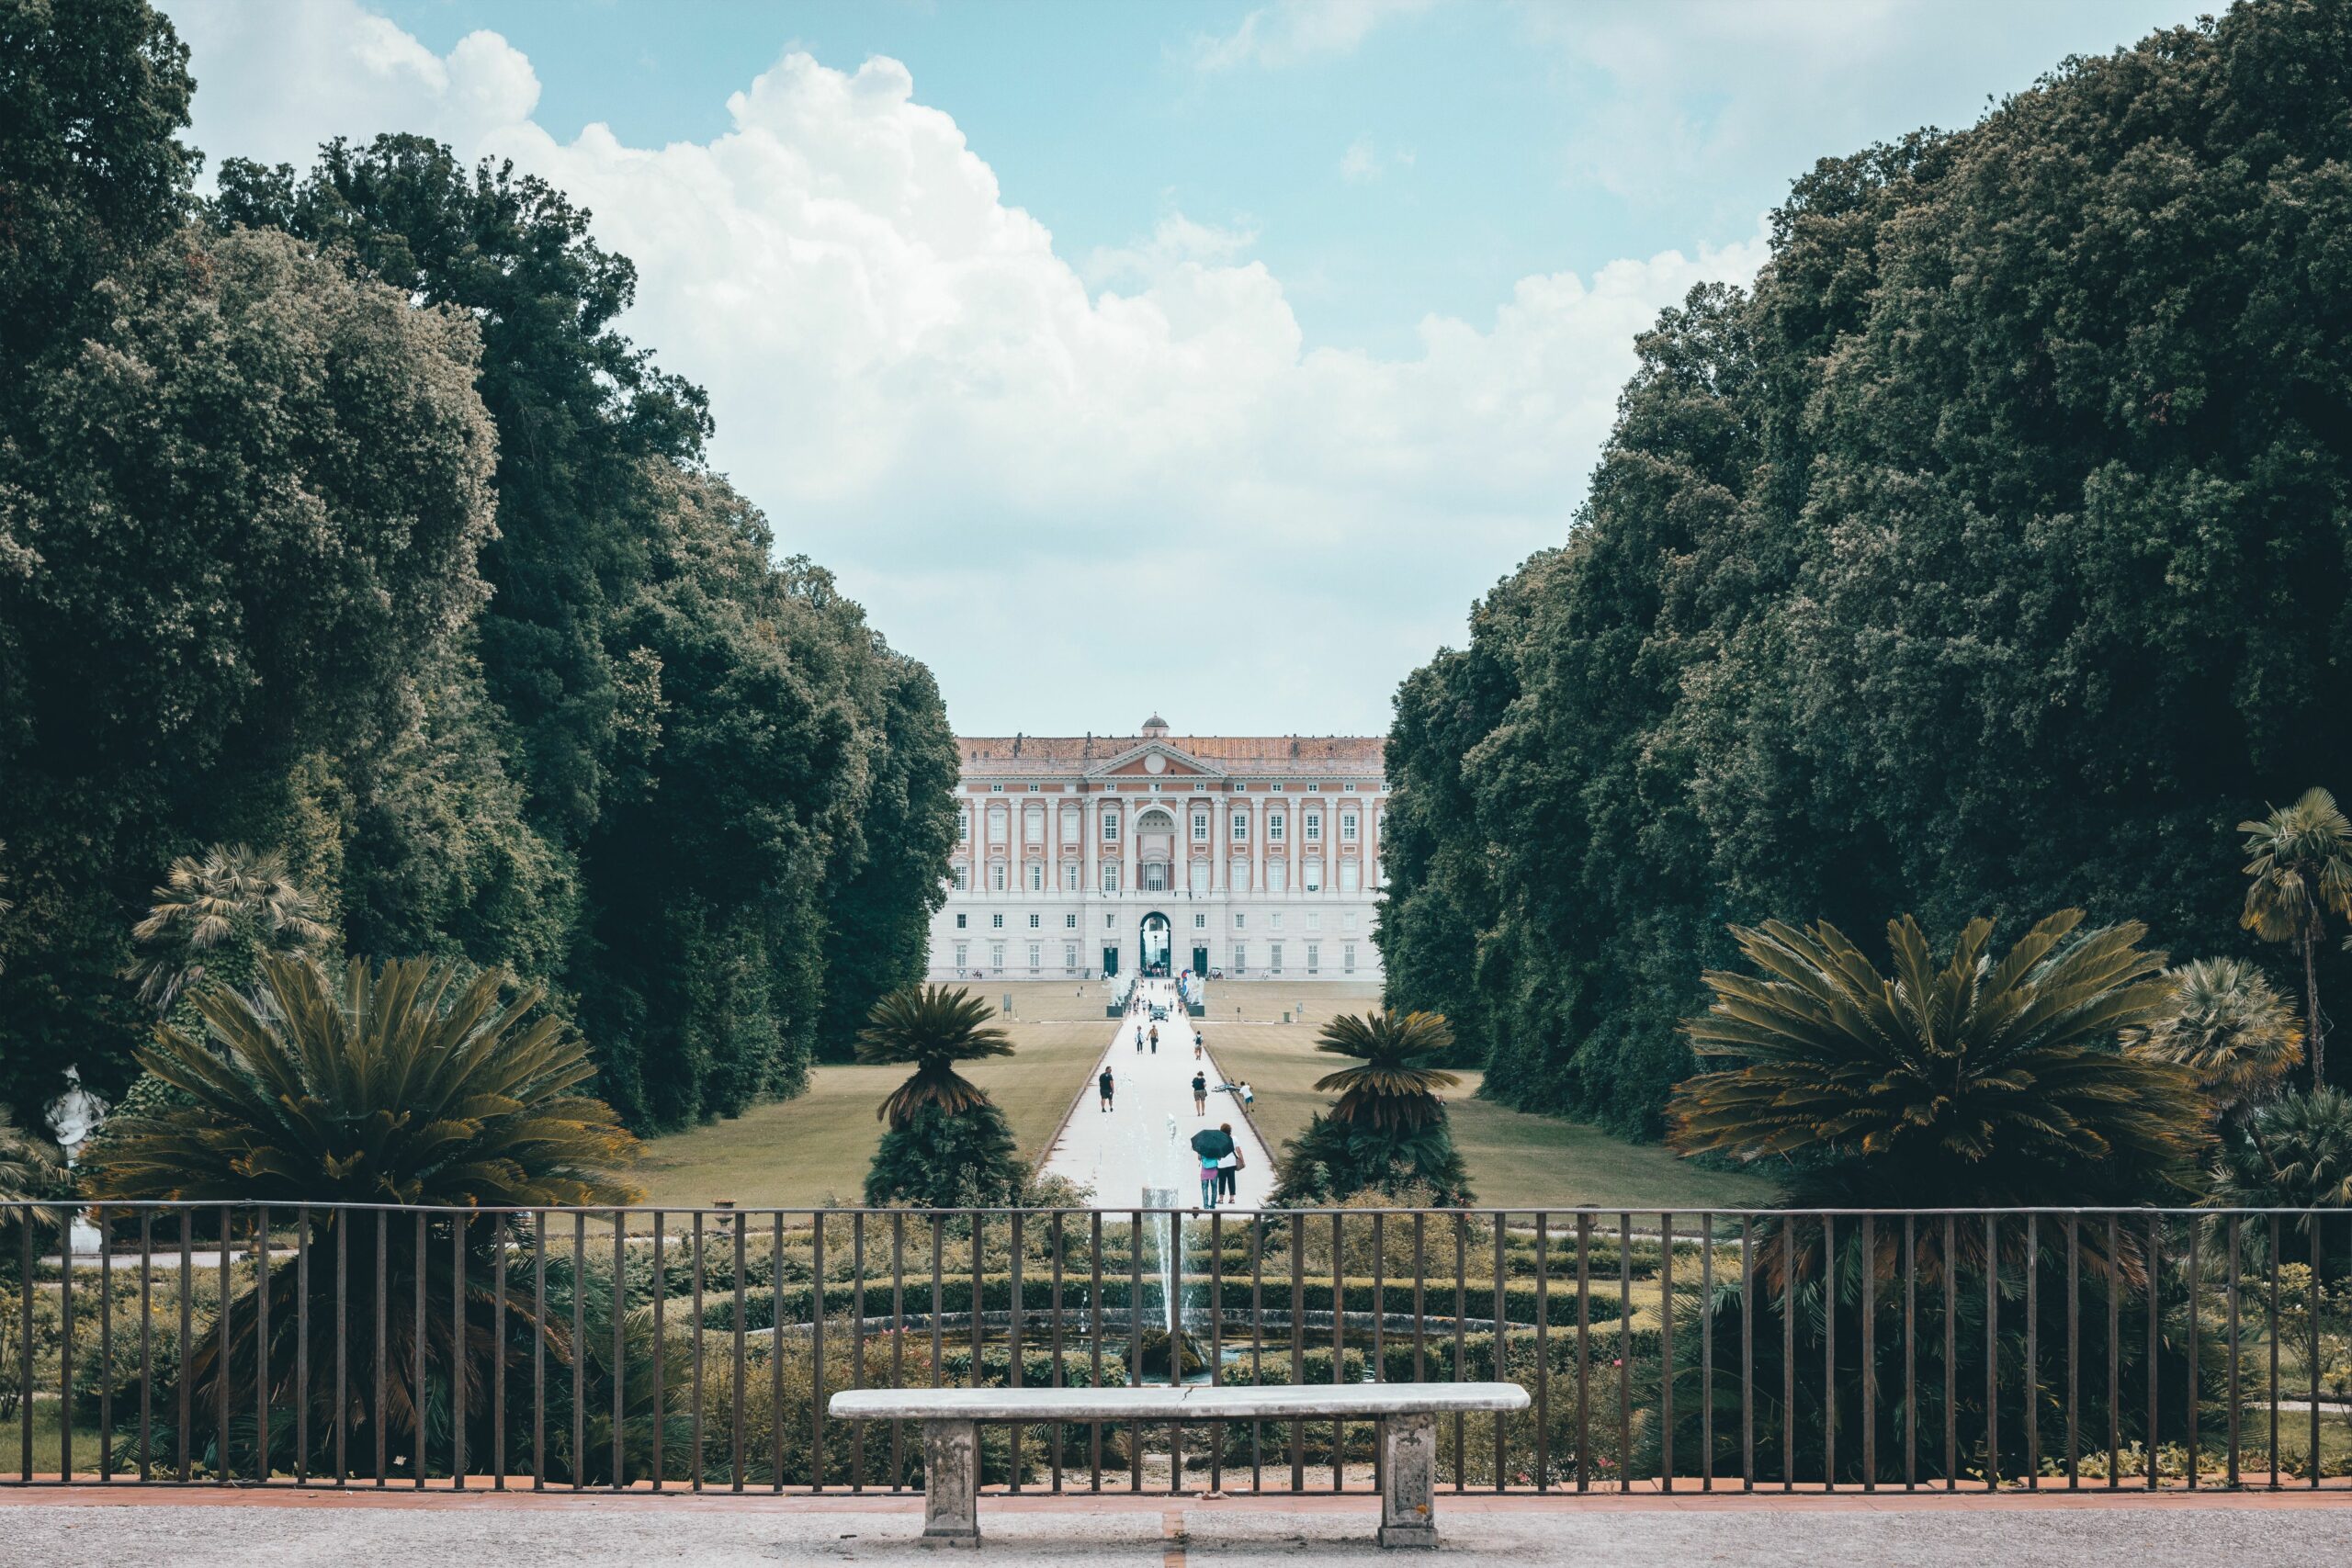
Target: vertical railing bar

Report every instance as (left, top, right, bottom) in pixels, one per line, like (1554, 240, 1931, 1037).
(1781, 1222, 1794, 1493)
(568, 1213, 584, 1494)
(730, 1211, 746, 1495)
(1367, 1212, 1383, 1500)
(1574, 1210, 1592, 1495)
(1859, 1214, 1873, 1493)
(809, 1212, 824, 1493)
(1660, 1213, 1675, 1493)
(1701, 1215, 1713, 1493)
(1132, 1210, 1145, 1494)
(449, 1214, 465, 1490)
(1617, 1213, 1631, 1494)
(140, 1211, 154, 1485)
(604, 1214, 621, 1492)
(181, 1210, 195, 1485)
(221, 1204, 235, 1486)
(685, 1212, 704, 1494)
(2023, 1213, 2038, 1491)
(1253, 1214, 1268, 1492)
(1903, 1214, 1916, 1491)
(850, 1212, 865, 1493)
(896, 1212, 911, 1493)
(532, 1214, 547, 1491)
(1088, 1212, 1102, 1493)
(1492, 1215, 1506, 1494)
(253, 1206, 267, 1485)
(492, 1214, 506, 1492)
(650, 1214, 666, 1493)
(2310, 1217, 2322, 1491)
(1452, 1214, 1466, 1495)
(1047, 1212, 1063, 1495)
(336, 1213, 350, 1487)
(2066, 1215, 2079, 1489)
(1330, 1212, 1344, 1494)
(2185, 1220, 2199, 1491)
(769, 1213, 786, 1492)
(98, 1208, 113, 1484)
(2226, 1215, 2241, 1490)
(1984, 1214, 1999, 1493)
(1007, 1212, 1023, 1496)
(58, 1205, 74, 1483)
(1740, 1216, 1754, 1494)
(294, 1207, 310, 1486)
(2107, 1213, 2120, 1491)
(1209, 1210, 1224, 1499)
(1533, 1212, 1549, 1493)
(412, 1213, 427, 1490)
(2266, 1217, 2279, 1491)
(1819, 1215, 1835, 1493)
(1293, 1215, 1307, 1494)
(2144, 1215, 2159, 1492)
(1942, 1213, 1955, 1492)
(16, 1206, 31, 1483)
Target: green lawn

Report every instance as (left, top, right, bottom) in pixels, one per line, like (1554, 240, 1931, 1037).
(633, 980, 1782, 1213)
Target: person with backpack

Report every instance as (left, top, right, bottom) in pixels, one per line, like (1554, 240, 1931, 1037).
(1098, 1066, 1114, 1112)
(1191, 1070, 1208, 1115)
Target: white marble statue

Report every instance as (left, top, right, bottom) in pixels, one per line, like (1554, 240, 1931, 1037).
(44, 1065, 107, 1258)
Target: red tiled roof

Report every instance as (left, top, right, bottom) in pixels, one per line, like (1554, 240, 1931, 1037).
(957, 735, 1384, 777)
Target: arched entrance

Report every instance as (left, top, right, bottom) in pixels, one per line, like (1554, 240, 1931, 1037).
(1135, 807, 1176, 892)
(1138, 911, 1172, 976)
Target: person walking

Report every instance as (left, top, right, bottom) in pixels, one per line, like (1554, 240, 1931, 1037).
(1239, 1081, 1254, 1111)
(1193, 1031, 1204, 1060)
(1098, 1066, 1114, 1113)
(1216, 1129, 1243, 1202)
(1191, 1070, 1208, 1115)
(1135, 1021, 1144, 1053)
(1148, 1023, 1159, 1055)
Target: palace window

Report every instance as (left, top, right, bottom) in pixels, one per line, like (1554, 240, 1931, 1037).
(989, 784, 1004, 793)
(1268, 813, 1285, 841)
(1102, 863, 1121, 893)
(956, 913, 967, 929)
(989, 863, 1007, 892)
(1028, 913, 1041, 929)
(1341, 812, 1358, 841)
(1232, 943, 1247, 970)
(1305, 861, 1322, 892)
(1024, 807, 1045, 843)
(1306, 942, 1319, 973)
(1064, 942, 1078, 968)
(1193, 812, 1209, 841)
(1028, 943, 1041, 969)
(988, 807, 1008, 844)
(990, 942, 1004, 966)
(1104, 913, 1115, 929)
(1027, 783, 1042, 792)
(1269, 942, 1283, 973)
(1271, 783, 1285, 792)
(1064, 862, 1080, 891)
(1345, 911, 1359, 931)
(1190, 862, 1210, 893)
(1306, 784, 1320, 792)
(1234, 914, 1246, 929)
(1343, 783, 1358, 792)
(1229, 860, 1250, 891)
(1272, 912, 1283, 931)
(954, 942, 967, 968)
(1194, 912, 1207, 928)
(952, 864, 968, 891)
(1307, 911, 1321, 931)
(1065, 913, 1078, 928)
(990, 913, 1003, 930)
(1027, 863, 1044, 891)
(1304, 811, 1321, 842)
(1343, 942, 1357, 973)
(1061, 810, 1080, 843)
(1267, 862, 1287, 893)
(956, 806, 969, 841)
(1102, 809, 1120, 841)
(1340, 862, 1361, 894)
(1231, 810, 1249, 840)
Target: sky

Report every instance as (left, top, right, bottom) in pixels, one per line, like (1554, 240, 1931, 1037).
(157, 0, 2206, 738)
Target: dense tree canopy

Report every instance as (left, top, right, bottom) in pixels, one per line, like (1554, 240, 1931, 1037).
(0, 2, 954, 1130)
(1380, 0, 2352, 1134)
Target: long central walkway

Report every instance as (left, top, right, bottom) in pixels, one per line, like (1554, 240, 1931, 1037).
(1042, 977, 1277, 1210)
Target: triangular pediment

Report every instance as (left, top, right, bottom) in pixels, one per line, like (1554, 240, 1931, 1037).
(1085, 740, 1225, 781)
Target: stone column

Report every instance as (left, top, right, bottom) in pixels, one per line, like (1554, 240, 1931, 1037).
(1377, 1411, 1439, 1548)
(922, 1418, 981, 1544)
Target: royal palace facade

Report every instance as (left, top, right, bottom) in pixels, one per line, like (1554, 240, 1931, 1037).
(928, 716, 1386, 983)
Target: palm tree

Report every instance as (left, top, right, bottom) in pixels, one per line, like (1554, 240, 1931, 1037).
(2239, 787, 2352, 1087)
(2209, 1088, 2352, 1235)
(0, 1109, 58, 1201)
(125, 843, 334, 1012)
(1312, 1010, 1462, 1131)
(855, 984, 1013, 1129)
(1668, 910, 2210, 1211)
(2121, 957, 2302, 1120)
(90, 952, 639, 1206)
(1272, 1010, 1474, 1205)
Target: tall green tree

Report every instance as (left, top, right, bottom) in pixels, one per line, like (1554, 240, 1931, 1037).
(2239, 787, 2352, 1087)
(856, 986, 1024, 1209)
(1383, 0, 2352, 1136)
(1272, 1010, 1474, 1205)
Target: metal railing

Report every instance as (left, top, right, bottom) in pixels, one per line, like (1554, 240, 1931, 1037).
(4, 1202, 2348, 1495)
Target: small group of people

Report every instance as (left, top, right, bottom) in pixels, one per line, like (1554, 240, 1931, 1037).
(1189, 1121, 1243, 1207)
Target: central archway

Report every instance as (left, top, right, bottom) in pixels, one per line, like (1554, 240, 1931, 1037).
(1138, 911, 1172, 976)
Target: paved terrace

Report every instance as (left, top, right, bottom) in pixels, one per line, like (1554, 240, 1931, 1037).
(3, 1488, 2346, 1565)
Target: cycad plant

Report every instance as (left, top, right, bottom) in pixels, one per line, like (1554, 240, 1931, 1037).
(1272, 1010, 1473, 1205)
(125, 844, 334, 1012)
(857, 986, 1025, 1208)
(2239, 787, 2352, 1087)
(0, 1109, 58, 1201)
(87, 953, 639, 1480)
(1668, 911, 2209, 1213)
(2121, 957, 2302, 1122)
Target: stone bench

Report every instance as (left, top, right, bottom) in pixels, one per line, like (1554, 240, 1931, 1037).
(827, 1382, 1531, 1549)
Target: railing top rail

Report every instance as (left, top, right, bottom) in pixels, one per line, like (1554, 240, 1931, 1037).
(9, 1199, 2344, 1218)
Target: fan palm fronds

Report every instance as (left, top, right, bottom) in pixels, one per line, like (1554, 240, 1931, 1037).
(2121, 957, 2301, 1117)
(126, 843, 334, 1011)
(0, 1109, 60, 1201)
(2239, 788, 2352, 1084)
(855, 984, 1013, 1129)
(1668, 911, 2209, 1209)
(1311, 1010, 1461, 1132)
(88, 953, 639, 1207)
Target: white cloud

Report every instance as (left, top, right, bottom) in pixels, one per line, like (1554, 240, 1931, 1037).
(162, 0, 1769, 735)
(1194, 0, 1434, 72)
(1339, 135, 1380, 184)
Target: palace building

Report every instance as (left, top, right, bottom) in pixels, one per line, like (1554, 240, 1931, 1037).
(929, 715, 1386, 984)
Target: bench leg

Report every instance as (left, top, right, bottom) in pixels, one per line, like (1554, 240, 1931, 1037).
(1377, 1413, 1440, 1549)
(922, 1419, 981, 1547)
